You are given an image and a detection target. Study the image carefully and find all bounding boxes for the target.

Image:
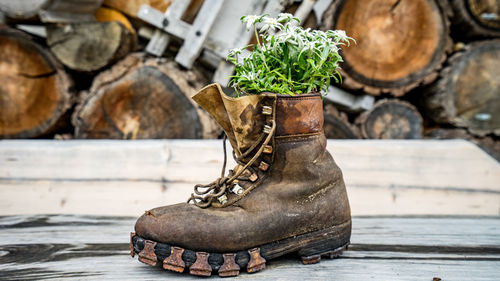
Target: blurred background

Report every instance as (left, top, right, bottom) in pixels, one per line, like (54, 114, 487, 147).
(0, 0, 498, 159)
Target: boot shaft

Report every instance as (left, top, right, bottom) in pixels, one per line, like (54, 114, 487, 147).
(192, 84, 325, 152)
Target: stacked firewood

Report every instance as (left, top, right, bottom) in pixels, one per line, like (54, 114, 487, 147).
(0, 0, 498, 159)
(0, 0, 220, 140)
(320, 0, 499, 160)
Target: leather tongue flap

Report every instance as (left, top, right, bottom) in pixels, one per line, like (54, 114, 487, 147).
(220, 93, 267, 154)
(191, 84, 238, 150)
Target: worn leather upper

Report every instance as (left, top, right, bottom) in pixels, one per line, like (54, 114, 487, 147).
(135, 83, 351, 252)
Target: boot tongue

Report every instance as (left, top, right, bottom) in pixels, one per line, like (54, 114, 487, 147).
(192, 84, 238, 151)
(192, 83, 268, 155)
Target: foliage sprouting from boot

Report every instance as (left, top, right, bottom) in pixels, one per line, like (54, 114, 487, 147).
(226, 13, 355, 96)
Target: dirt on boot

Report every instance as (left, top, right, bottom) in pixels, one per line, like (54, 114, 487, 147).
(131, 83, 351, 277)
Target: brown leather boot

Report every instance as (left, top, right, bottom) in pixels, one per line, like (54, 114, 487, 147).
(130, 83, 351, 277)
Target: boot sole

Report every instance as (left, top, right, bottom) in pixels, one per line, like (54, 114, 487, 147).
(130, 220, 351, 277)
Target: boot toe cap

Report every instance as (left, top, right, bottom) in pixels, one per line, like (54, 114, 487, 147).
(134, 203, 247, 251)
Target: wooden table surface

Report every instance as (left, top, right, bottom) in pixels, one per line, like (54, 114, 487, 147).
(1, 140, 499, 280)
(0, 215, 499, 280)
(1, 139, 499, 216)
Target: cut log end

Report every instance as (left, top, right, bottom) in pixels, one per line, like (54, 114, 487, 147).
(323, 0, 451, 96)
(450, 0, 500, 39)
(0, 26, 72, 139)
(323, 105, 360, 139)
(424, 40, 500, 137)
(73, 53, 219, 139)
(46, 21, 136, 72)
(356, 99, 423, 139)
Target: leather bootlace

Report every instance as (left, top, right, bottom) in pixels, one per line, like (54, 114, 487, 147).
(187, 120, 276, 208)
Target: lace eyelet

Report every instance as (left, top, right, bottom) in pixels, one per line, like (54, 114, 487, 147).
(217, 194, 228, 204)
(249, 173, 258, 182)
(262, 106, 272, 115)
(263, 145, 273, 154)
(231, 184, 245, 195)
(258, 161, 270, 171)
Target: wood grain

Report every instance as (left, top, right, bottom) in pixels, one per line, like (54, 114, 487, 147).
(0, 26, 72, 139)
(423, 40, 500, 137)
(322, 0, 451, 96)
(72, 54, 219, 139)
(0, 215, 498, 280)
(0, 139, 498, 216)
(356, 99, 423, 139)
(46, 21, 135, 72)
(323, 105, 361, 139)
(450, 0, 500, 39)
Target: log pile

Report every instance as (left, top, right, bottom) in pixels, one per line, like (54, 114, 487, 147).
(320, 0, 499, 160)
(0, 26, 73, 138)
(0, 0, 498, 159)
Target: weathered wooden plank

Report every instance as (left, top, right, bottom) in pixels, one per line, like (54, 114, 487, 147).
(1, 215, 499, 247)
(1, 140, 498, 191)
(0, 139, 499, 216)
(143, 0, 190, 56)
(0, 216, 499, 280)
(1, 180, 499, 216)
(174, 0, 225, 68)
(0, 251, 498, 280)
(324, 86, 374, 113)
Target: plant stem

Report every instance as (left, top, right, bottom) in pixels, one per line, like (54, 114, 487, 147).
(254, 26, 260, 46)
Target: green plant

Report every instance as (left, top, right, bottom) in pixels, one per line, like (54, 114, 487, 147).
(226, 13, 354, 96)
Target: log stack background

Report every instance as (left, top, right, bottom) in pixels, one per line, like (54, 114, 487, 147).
(0, 0, 498, 160)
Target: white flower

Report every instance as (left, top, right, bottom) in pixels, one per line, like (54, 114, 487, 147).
(277, 13, 299, 24)
(260, 17, 283, 33)
(276, 24, 301, 45)
(327, 29, 354, 45)
(303, 41, 318, 51)
(241, 15, 262, 30)
(228, 47, 244, 56)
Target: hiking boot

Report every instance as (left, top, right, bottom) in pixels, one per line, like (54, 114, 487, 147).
(130, 83, 351, 277)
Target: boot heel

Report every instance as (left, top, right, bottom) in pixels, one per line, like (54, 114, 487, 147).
(300, 243, 348, 264)
(295, 220, 351, 265)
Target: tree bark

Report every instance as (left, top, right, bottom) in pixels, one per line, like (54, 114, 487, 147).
(0, 26, 73, 139)
(73, 53, 220, 139)
(46, 21, 136, 72)
(356, 99, 423, 139)
(322, 0, 452, 96)
(323, 105, 361, 139)
(450, 0, 500, 40)
(423, 40, 500, 137)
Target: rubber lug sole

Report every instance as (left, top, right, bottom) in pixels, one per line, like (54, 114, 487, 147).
(130, 220, 350, 277)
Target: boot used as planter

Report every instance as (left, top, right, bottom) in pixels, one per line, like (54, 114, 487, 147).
(129, 83, 351, 277)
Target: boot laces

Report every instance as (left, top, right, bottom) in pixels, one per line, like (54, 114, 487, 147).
(187, 120, 276, 208)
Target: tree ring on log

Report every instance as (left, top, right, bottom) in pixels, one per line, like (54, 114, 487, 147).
(467, 0, 500, 30)
(424, 40, 500, 136)
(356, 99, 423, 139)
(46, 21, 135, 72)
(451, 0, 500, 39)
(73, 54, 208, 139)
(0, 26, 73, 139)
(322, 0, 451, 96)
